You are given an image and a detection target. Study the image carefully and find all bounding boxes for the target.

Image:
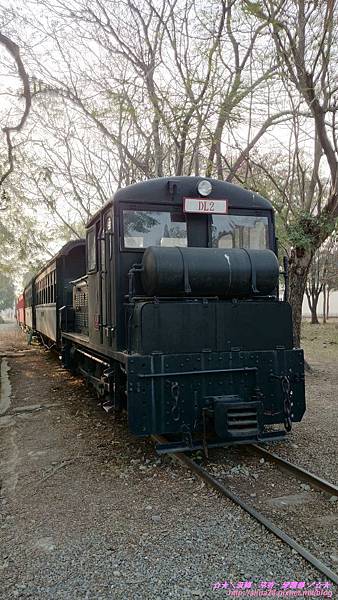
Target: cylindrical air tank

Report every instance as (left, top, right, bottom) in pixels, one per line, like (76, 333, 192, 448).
(141, 246, 279, 297)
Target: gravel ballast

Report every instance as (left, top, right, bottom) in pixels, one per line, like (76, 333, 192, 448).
(0, 323, 337, 599)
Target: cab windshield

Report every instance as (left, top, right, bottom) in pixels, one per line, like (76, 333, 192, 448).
(122, 209, 270, 250)
(123, 209, 187, 248)
(211, 215, 269, 249)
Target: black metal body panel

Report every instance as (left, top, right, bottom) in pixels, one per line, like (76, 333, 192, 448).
(86, 206, 116, 352)
(129, 299, 293, 355)
(115, 177, 272, 208)
(126, 348, 305, 436)
(62, 331, 129, 364)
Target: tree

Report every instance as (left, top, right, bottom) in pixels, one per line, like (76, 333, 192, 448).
(0, 273, 15, 310)
(305, 256, 322, 325)
(259, 0, 338, 346)
(322, 235, 338, 322)
(305, 245, 330, 325)
(9, 0, 284, 184)
(1, 0, 336, 353)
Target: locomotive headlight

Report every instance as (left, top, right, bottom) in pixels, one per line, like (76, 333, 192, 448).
(197, 179, 212, 197)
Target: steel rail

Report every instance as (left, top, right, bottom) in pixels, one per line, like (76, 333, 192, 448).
(251, 444, 338, 497)
(152, 436, 338, 586)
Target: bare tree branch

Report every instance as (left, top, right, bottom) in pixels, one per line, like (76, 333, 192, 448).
(0, 32, 31, 187)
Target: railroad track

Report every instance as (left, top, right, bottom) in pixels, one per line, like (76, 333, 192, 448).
(152, 436, 338, 586)
(251, 444, 338, 498)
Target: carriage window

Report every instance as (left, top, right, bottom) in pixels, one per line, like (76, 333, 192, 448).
(87, 227, 97, 272)
(53, 275, 55, 302)
(123, 210, 187, 248)
(212, 215, 269, 249)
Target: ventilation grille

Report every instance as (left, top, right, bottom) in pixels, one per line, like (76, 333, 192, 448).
(74, 287, 88, 332)
(75, 291, 87, 308)
(226, 406, 259, 435)
(75, 312, 88, 329)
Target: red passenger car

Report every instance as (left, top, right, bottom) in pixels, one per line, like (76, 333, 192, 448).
(16, 294, 25, 328)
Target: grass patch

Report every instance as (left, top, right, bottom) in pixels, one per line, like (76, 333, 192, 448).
(301, 319, 338, 363)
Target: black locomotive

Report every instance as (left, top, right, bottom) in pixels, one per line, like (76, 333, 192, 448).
(22, 176, 305, 453)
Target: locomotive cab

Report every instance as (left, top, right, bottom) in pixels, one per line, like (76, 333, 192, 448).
(62, 176, 305, 453)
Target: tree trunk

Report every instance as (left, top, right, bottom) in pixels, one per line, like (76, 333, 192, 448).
(288, 249, 312, 348)
(310, 303, 320, 324)
(305, 288, 320, 325)
(323, 284, 327, 324)
(326, 288, 330, 320)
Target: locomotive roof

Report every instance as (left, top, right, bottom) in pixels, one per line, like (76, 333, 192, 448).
(87, 176, 273, 227)
(24, 239, 85, 290)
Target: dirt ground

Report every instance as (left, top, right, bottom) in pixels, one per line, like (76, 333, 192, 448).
(0, 321, 337, 599)
(271, 320, 338, 483)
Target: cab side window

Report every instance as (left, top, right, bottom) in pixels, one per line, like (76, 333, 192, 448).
(106, 215, 113, 259)
(87, 227, 97, 273)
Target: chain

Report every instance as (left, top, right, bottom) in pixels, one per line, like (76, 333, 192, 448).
(170, 381, 181, 422)
(281, 375, 293, 432)
(271, 373, 293, 432)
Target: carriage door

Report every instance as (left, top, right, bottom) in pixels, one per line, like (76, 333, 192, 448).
(100, 211, 114, 347)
